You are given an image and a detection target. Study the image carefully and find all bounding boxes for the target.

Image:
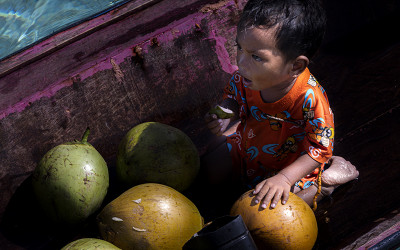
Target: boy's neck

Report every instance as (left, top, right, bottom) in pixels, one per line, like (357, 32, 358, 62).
(260, 77, 297, 103)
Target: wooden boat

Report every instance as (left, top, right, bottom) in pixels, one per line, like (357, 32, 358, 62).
(0, 0, 399, 249)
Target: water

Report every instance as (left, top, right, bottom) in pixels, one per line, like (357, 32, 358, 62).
(0, 0, 130, 61)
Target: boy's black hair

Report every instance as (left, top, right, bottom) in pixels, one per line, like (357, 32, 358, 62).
(238, 0, 327, 61)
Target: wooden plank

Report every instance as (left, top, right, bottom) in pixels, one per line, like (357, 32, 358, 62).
(311, 38, 400, 248)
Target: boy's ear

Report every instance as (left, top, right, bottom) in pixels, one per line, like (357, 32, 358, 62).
(291, 55, 309, 77)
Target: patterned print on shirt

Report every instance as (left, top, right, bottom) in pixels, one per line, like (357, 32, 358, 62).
(269, 111, 291, 131)
(303, 88, 316, 121)
(308, 117, 334, 148)
(246, 146, 259, 161)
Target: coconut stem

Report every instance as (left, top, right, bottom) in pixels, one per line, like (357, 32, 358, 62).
(81, 127, 90, 143)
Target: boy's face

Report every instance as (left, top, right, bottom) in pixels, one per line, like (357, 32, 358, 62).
(236, 27, 294, 94)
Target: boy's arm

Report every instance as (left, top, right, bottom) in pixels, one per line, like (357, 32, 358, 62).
(253, 154, 321, 209)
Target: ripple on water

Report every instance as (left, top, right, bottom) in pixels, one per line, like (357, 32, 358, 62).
(0, 0, 128, 60)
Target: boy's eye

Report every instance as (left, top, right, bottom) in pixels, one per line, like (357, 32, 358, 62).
(236, 43, 242, 51)
(252, 55, 262, 62)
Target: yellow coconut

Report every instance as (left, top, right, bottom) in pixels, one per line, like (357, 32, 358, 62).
(97, 183, 203, 250)
(230, 190, 318, 250)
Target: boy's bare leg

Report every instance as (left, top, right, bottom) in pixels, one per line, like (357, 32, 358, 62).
(295, 156, 359, 206)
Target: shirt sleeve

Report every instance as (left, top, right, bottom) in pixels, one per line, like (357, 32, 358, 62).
(302, 83, 334, 164)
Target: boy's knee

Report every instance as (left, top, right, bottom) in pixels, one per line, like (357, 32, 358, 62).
(322, 156, 359, 186)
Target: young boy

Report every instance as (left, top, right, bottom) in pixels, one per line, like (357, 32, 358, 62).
(204, 0, 359, 210)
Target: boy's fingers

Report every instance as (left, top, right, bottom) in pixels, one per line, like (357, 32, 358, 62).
(260, 190, 275, 209)
(252, 180, 265, 195)
(281, 190, 290, 205)
(270, 190, 283, 209)
(205, 113, 218, 122)
(254, 186, 271, 208)
(207, 119, 221, 130)
(253, 186, 268, 205)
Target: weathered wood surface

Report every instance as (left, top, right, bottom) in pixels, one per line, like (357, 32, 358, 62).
(310, 2, 400, 247)
(0, 0, 399, 249)
(0, 0, 243, 248)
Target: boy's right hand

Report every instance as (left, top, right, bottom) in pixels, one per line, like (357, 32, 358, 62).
(205, 112, 231, 136)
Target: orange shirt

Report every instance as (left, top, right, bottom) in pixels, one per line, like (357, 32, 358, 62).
(224, 68, 334, 187)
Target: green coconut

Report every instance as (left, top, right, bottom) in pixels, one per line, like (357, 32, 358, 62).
(116, 122, 200, 192)
(32, 128, 109, 225)
(61, 238, 121, 249)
